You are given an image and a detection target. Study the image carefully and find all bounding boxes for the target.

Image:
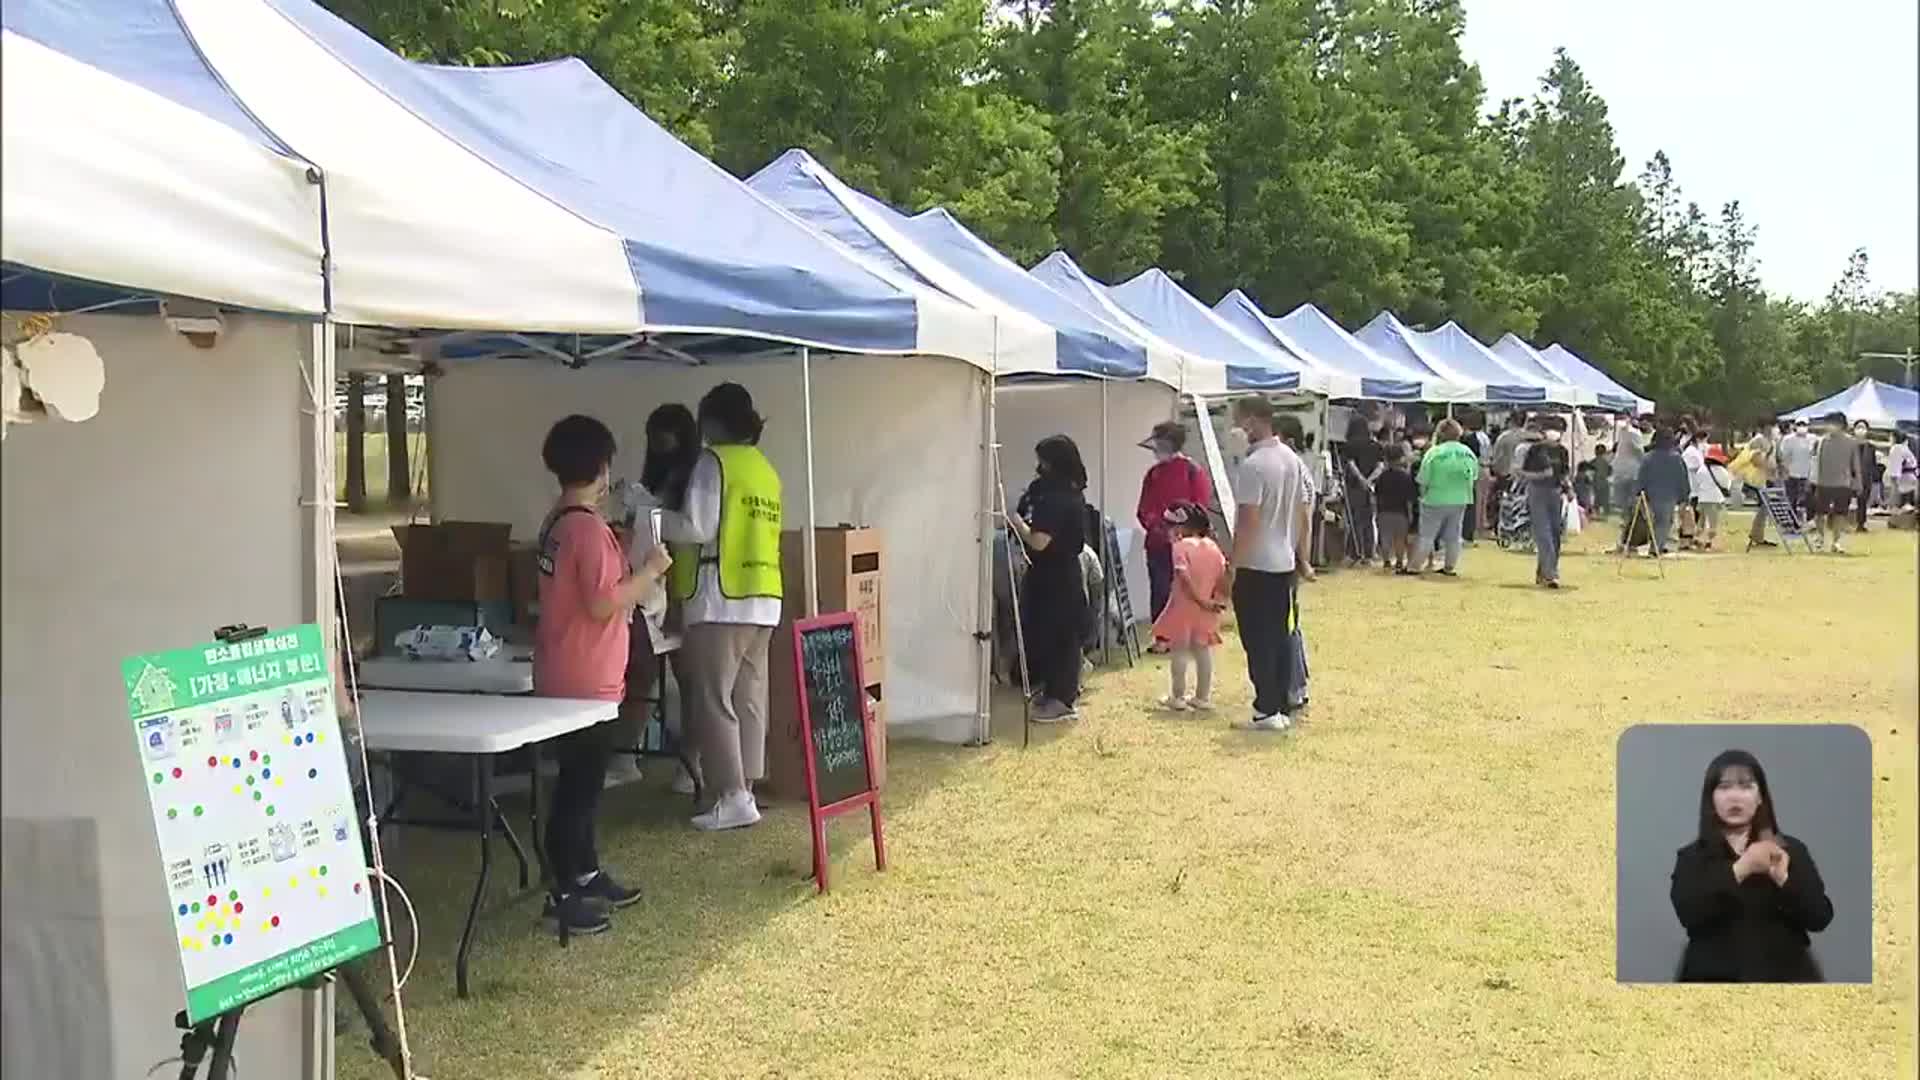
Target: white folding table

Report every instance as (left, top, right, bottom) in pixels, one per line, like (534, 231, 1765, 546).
(356, 656, 535, 695)
(357, 690, 616, 997)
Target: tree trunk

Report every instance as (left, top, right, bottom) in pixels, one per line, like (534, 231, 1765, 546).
(344, 373, 368, 514)
(385, 374, 411, 508)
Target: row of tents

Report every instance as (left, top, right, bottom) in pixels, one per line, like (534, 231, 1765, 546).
(4, 0, 1653, 414)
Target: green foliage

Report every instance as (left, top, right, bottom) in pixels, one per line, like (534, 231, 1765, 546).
(321, 0, 1915, 420)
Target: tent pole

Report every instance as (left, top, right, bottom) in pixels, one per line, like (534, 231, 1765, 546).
(800, 346, 820, 617)
(1099, 378, 1112, 667)
(973, 365, 997, 746)
(300, 316, 339, 1080)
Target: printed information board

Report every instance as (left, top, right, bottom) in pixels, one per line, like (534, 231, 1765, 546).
(123, 624, 379, 1023)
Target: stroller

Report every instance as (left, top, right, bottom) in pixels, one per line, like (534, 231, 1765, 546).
(1497, 478, 1533, 552)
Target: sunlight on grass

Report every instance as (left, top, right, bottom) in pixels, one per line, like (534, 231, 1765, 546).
(339, 512, 1916, 1080)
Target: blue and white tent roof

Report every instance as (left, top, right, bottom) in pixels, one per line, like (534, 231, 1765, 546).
(2, 0, 326, 314)
(1213, 291, 1415, 401)
(1025, 252, 1224, 394)
(1781, 377, 1919, 429)
(1409, 322, 1553, 405)
(1488, 335, 1600, 409)
(1354, 313, 1485, 403)
(1099, 269, 1327, 395)
(7, 0, 1001, 369)
(749, 150, 1175, 382)
(1538, 343, 1654, 415)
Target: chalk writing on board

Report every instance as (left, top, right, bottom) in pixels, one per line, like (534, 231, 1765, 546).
(798, 621, 868, 807)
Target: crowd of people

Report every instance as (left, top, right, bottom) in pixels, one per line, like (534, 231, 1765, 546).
(530, 382, 785, 935)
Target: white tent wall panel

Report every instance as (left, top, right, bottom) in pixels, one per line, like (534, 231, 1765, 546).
(2, 315, 311, 1079)
(993, 381, 1177, 619)
(426, 355, 986, 742)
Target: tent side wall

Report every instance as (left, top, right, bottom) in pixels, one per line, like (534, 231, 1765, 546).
(425, 354, 986, 742)
(2, 314, 314, 1078)
(993, 381, 1176, 616)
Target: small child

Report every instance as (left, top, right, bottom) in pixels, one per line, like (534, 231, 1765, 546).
(1151, 501, 1226, 711)
(1373, 444, 1418, 574)
(1574, 460, 1597, 518)
(1590, 443, 1613, 519)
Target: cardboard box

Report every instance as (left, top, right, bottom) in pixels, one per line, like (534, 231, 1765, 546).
(391, 522, 512, 603)
(507, 542, 541, 626)
(780, 527, 883, 682)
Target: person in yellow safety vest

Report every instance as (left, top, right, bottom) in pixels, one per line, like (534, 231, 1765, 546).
(659, 383, 783, 832)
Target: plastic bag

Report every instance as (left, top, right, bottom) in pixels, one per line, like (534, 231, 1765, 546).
(394, 625, 500, 662)
(1563, 495, 1583, 535)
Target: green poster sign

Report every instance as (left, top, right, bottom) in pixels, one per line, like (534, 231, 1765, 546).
(124, 624, 380, 1024)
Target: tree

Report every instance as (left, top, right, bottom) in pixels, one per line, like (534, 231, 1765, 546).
(385, 375, 411, 507)
(344, 373, 367, 514)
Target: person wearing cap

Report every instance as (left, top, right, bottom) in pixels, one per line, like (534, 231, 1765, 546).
(1136, 420, 1213, 643)
(661, 383, 783, 832)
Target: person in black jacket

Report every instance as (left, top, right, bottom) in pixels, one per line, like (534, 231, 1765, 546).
(1007, 436, 1090, 724)
(1669, 749, 1834, 982)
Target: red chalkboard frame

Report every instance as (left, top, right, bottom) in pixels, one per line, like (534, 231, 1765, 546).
(791, 611, 887, 893)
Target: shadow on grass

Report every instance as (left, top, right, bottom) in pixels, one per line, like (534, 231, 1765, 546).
(337, 712, 996, 1078)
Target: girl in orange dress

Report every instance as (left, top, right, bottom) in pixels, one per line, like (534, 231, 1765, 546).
(1152, 501, 1227, 711)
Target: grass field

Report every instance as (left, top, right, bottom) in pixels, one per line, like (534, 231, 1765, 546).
(339, 511, 1917, 1080)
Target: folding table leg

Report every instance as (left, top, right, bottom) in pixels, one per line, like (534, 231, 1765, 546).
(527, 746, 548, 887)
(494, 798, 531, 890)
(456, 754, 494, 999)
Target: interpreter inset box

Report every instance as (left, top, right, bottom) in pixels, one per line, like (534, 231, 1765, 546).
(1615, 723, 1872, 984)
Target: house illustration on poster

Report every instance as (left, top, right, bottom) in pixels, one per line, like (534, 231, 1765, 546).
(129, 662, 179, 714)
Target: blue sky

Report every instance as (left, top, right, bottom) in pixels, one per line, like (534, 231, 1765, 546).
(1461, 0, 1918, 301)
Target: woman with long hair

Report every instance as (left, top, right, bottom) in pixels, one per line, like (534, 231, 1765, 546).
(625, 404, 702, 794)
(1669, 749, 1834, 982)
(1006, 435, 1091, 723)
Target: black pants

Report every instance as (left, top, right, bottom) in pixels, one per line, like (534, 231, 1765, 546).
(1232, 568, 1296, 719)
(1147, 544, 1174, 621)
(1856, 485, 1872, 529)
(1021, 578, 1084, 707)
(545, 718, 614, 895)
(1344, 479, 1377, 560)
(1785, 477, 1811, 520)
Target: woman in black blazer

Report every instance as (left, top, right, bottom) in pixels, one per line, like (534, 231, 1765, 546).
(1669, 749, 1835, 981)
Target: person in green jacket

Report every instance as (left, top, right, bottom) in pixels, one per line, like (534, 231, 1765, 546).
(1414, 418, 1480, 577)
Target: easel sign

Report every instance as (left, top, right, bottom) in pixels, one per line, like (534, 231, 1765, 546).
(791, 612, 887, 893)
(124, 623, 380, 1026)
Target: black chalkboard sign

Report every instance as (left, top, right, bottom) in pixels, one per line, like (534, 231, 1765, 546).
(790, 612, 886, 892)
(796, 617, 869, 808)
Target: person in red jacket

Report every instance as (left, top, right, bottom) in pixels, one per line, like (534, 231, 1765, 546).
(1137, 421, 1214, 648)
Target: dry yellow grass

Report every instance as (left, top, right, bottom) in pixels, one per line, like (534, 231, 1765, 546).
(340, 511, 1917, 1080)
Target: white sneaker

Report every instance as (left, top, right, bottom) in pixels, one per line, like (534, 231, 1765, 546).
(691, 791, 761, 832)
(1159, 696, 1191, 712)
(602, 755, 645, 789)
(1188, 697, 1215, 712)
(669, 766, 699, 796)
(1247, 713, 1292, 733)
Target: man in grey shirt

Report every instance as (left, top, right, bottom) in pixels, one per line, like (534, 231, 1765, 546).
(1811, 412, 1859, 553)
(1223, 396, 1312, 732)
(1777, 418, 1817, 518)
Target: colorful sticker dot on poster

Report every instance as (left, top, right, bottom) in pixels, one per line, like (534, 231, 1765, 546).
(207, 756, 218, 767)
(223, 934, 232, 945)
(246, 776, 255, 786)
(271, 916, 281, 927)
(318, 887, 328, 898)
(262, 768, 271, 779)
(167, 809, 178, 820)
(319, 865, 329, 877)
(266, 806, 276, 816)
(250, 750, 259, 761)
(232, 785, 243, 796)
(207, 894, 217, 907)
(228, 890, 238, 901)
(177, 904, 189, 916)
(191, 902, 201, 913)
(172, 767, 182, 779)
(308, 768, 318, 779)
(209, 935, 220, 947)
(276, 777, 285, 787)
(353, 883, 363, 894)
(232, 758, 241, 768)
(263, 754, 271, 765)
(261, 887, 271, 898)
(289, 876, 298, 888)
(153, 772, 163, 785)
(193, 805, 204, 817)
(253, 792, 263, 802)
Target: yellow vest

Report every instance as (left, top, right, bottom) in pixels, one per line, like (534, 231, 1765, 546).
(668, 444, 783, 602)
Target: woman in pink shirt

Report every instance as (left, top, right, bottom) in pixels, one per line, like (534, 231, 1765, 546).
(535, 415, 670, 936)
